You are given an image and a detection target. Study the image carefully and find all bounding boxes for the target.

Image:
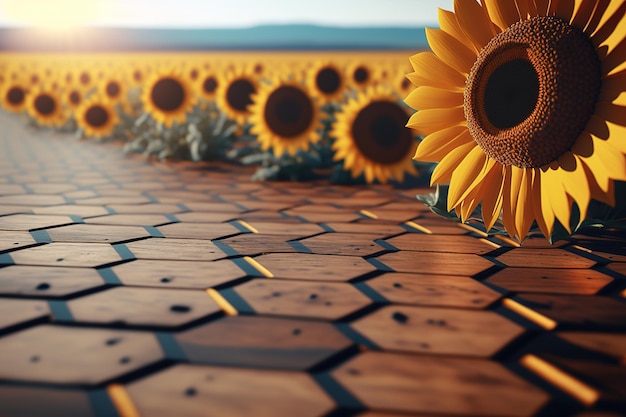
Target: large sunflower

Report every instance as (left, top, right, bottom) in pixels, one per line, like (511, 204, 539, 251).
(1, 81, 28, 113)
(216, 67, 260, 126)
(75, 95, 119, 139)
(249, 78, 323, 157)
(406, 0, 626, 240)
(141, 68, 196, 128)
(333, 86, 419, 184)
(25, 85, 66, 127)
(306, 61, 347, 105)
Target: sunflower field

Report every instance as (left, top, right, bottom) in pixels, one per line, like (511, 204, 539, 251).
(0, 51, 427, 185)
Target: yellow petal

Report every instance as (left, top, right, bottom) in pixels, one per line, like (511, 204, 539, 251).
(550, 0, 576, 22)
(413, 125, 471, 162)
(437, 7, 474, 52)
(590, 0, 626, 49)
(426, 28, 477, 75)
(601, 36, 626, 76)
(460, 195, 481, 222)
(408, 52, 466, 90)
(532, 0, 550, 15)
(447, 146, 487, 210)
(515, 168, 535, 241)
(582, 0, 611, 34)
(507, 166, 525, 238)
(542, 166, 572, 233)
(574, 133, 626, 191)
(500, 166, 517, 237)
(405, 106, 466, 136)
(430, 141, 477, 185)
(404, 86, 464, 110)
(571, 0, 600, 31)
(601, 69, 626, 93)
(535, 168, 555, 237)
(454, 155, 497, 207)
(558, 153, 591, 221)
(593, 102, 626, 127)
(479, 164, 505, 232)
(484, 0, 522, 30)
(454, 0, 497, 51)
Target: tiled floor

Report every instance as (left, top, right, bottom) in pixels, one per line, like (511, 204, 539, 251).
(0, 110, 625, 416)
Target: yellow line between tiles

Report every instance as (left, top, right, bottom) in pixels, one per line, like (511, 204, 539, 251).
(479, 238, 501, 249)
(107, 384, 141, 417)
(243, 256, 274, 278)
(359, 209, 378, 219)
(404, 221, 431, 234)
(458, 223, 488, 237)
(236, 220, 259, 233)
(502, 298, 557, 330)
(206, 288, 238, 315)
(521, 354, 600, 406)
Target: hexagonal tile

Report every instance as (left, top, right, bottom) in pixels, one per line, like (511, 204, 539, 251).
(0, 195, 66, 207)
(0, 214, 75, 231)
(557, 332, 626, 361)
(68, 286, 220, 327)
(157, 223, 243, 240)
(0, 386, 95, 417)
(332, 351, 548, 416)
(497, 248, 597, 268)
(33, 204, 110, 218)
(234, 279, 372, 320)
(217, 234, 300, 255)
(106, 203, 186, 214)
(111, 259, 246, 289)
(125, 364, 335, 417)
(9, 242, 122, 267)
(125, 238, 226, 261)
(486, 268, 613, 295)
(46, 224, 150, 243)
(374, 251, 494, 276)
(176, 315, 353, 370)
(0, 325, 164, 384)
(364, 272, 501, 308)
(0, 265, 105, 297)
(173, 212, 238, 223)
(351, 305, 524, 357)
(26, 183, 78, 194)
(385, 234, 495, 254)
(607, 262, 626, 277)
(253, 253, 377, 281)
(85, 214, 173, 226)
(283, 208, 362, 223)
(323, 222, 407, 236)
(299, 233, 386, 256)
(0, 298, 49, 330)
(242, 221, 325, 238)
(0, 231, 37, 252)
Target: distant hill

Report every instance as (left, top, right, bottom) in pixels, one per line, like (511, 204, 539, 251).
(0, 24, 428, 52)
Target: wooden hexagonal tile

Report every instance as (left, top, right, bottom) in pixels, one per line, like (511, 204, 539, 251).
(67, 287, 221, 327)
(157, 222, 243, 240)
(385, 234, 494, 254)
(364, 272, 501, 308)
(0, 265, 105, 297)
(299, 233, 386, 256)
(486, 268, 613, 295)
(374, 251, 494, 276)
(9, 242, 122, 267)
(243, 221, 325, 238)
(0, 195, 66, 207)
(351, 305, 524, 357)
(0, 214, 75, 231)
(332, 351, 548, 416)
(112, 259, 245, 289)
(46, 224, 151, 244)
(173, 212, 238, 223)
(0, 298, 49, 330)
(324, 222, 407, 236)
(176, 315, 353, 370)
(497, 248, 597, 268)
(557, 332, 626, 361)
(125, 238, 226, 261)
(253, 253, 377, 281)
(0, 386, 96, 417)
(106, 203, 185, 215)
(0, 231, 37, 252)
(234, 279, 372, 320)
(0, 325, 164, 385)
(85, 214, 173, 226)
(217, 234, 300, 256)
(125, 364, 335, 417)
(33, 204, 110, 218)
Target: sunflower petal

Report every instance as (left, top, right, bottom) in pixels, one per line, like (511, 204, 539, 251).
(426, 28, 477, 75)
(447, 146, 487, 210)
(437, 7, 474, 51)
(515, 168, 535, 240)
(408, 52, 466, 89)
(532, 0, 550, 15)
(484, 0, 522, 31)
(479, 164, 505, 232)
(454, 0, 497, 51)
(593, 102, 626, 127)
(601, 69, 626, 93)
(515, 0, 531, 20)
(460, 195, 481, 222)
(571, 0, 599, 31)
(557, 153, 591, 221)
(535, 169, 555, 237)
(404, 86, 464, 110)
(575, 134, 626, 191)
(550, 0, 575, 21)
(508, 166, 525, 238)
(413, 125, 471, 162)
(543, 166, 573, 233)
(582, 0, 610, 34)
(601, 36, 626, 75)
(406, 106, 466, 136)
(590, 0, 626, 48)
(500, 166, 517, 237)
(430, 141, 477, 185)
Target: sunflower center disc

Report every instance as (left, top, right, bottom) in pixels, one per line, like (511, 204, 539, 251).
(465, 16, 601, 168)
(85, 106, 109, 128)
(7, 87, 25, 105)
(264, 86, 313, 138)
(106, 82, 120, 98)
(151, 78, 185, 112)
(203, 77, 217, 94)
(69, 91, 81, 105)
(354, 67, 369, 84)
(34, 95, 55, 115)
(352, 101, 413, 165)
(226, 79, 255, 112)
(316, 67, 341, 94)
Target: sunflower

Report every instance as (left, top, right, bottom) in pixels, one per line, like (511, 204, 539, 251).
(141, 68, 196, 128)
(346, 61, 375, 91)
(216, 67, 260, 126)
(1, 81, 28, 113)
(332, 86, 419, 184)
(306, 61, 347, 105)
(196, 69, 221, 102)
(75, 95, 119, 139)
(406, 0, 626, 240)
(249, 78, 323, 157)
(25, 85, 66, 127)
(75, 68, 95, 91)
(63, 85, 84, 111)
(99, 74, 127, 105)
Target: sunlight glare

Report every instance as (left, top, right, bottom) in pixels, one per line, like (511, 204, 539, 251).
(1, 0, 98, 28)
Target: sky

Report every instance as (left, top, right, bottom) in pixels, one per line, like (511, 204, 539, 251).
(0, 0, 453, 29)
